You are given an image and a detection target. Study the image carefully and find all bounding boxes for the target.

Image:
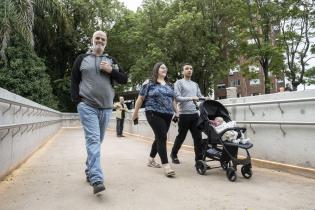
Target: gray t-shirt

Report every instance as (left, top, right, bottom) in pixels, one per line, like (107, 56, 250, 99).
(174, 79, 203, 114)
(79, 54, 114, 108)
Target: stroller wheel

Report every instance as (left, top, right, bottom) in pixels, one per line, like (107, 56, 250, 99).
(226, 168, 237, 182)
(241, 165, 252, 179)
(195, 160, 208, 175)
(220, 160, 229, 171)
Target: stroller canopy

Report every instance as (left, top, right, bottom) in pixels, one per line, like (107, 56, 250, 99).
(199, 100, 231, 122)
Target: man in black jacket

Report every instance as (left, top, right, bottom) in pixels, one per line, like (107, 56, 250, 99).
(71, 30, 127, 194)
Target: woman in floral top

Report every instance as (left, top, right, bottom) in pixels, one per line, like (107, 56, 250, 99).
(132, 62, 179, 177)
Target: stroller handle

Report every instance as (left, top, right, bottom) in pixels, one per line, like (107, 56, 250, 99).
(193, 97, 206, 110)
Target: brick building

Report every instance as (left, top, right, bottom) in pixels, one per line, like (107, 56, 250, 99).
(214, 66, 284, 99)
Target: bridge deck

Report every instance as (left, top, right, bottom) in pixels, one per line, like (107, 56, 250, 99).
(0, 128, 314, 210)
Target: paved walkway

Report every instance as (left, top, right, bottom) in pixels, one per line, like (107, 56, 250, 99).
(0, 128, 315, 210)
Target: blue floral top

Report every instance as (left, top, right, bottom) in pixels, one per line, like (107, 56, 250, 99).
(139, 80, 175, 114)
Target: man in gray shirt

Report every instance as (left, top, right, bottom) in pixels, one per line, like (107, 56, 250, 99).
(71, 31, 127, 194)
(170, 63, 207, 165)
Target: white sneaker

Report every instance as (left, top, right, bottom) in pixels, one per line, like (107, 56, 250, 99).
(162, 163, 175, 177)
(147, 158, 161, 168)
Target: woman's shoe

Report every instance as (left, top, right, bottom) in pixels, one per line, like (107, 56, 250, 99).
(163, 163, 175, 177)
(147, 158, 161, 168)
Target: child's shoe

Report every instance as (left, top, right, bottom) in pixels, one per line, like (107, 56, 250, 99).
(240, 138, 250, 144)
(232, 139, 240, 144)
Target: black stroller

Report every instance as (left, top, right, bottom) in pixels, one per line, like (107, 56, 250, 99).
(196, 100, 253, 182)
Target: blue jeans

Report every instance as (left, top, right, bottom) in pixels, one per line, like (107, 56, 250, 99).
(77, 102, 112, 184)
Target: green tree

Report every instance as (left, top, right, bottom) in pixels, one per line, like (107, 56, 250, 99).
(0, 36, 58, 109)
(162, 0, 244, 94)
(243, 0, 285, 94)
(0, 0, 65, 64)
(20, 0, 126, 111)
(110, 0, 245, 96)
(109, 0, 172, 89)
(278, 0, 315, 90)
(304, 66, 315, 85)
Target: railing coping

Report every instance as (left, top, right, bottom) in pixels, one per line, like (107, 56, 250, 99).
(236, 121, 315, 125)
(0, 119, 62, 130)
(223, 97, 315, 107)
(0, 98, 61, 114)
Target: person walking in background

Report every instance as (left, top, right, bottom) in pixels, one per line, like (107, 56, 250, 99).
(132, 62, 179, 177)
(114, 96, 128, 137)
(170, 63, 209, 167)
(71, 30, 127, 194)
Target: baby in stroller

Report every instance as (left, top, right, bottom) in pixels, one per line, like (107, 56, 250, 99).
(196, 100, 253, 182)
(210, 117, 250, 144)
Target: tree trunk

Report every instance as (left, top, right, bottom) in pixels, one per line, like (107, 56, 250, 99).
(262, 60, 270, 94)
(292, 81, 299, 91)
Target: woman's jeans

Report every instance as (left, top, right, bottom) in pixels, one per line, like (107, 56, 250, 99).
(77, 102, 112, 184)
(145, 111, 172, 164)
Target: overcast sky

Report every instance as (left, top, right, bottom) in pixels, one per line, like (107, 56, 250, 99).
(119, 0, 143, 11)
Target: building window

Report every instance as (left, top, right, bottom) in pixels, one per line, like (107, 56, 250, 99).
(217, 84, 226, 89)
(252, 93, 259, 96)
(250, 79, 260, 85)
(230, 80, 240, 87)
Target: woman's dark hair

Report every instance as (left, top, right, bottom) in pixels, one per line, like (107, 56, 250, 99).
(151, 62, 169, 84)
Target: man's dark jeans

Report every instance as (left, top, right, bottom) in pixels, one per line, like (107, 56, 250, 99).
(171, 113, 203, 161)
(116, 118, 124, 135)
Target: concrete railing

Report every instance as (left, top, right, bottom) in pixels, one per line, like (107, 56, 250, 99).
(0, 88, 80, 179)
(108, 89, 315, 175)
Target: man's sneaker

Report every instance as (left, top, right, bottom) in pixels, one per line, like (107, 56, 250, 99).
(147, 158, 161, 168)
(162, 163, 175, 177)
(170, 154, 180, 164)
(93, 181, 105, 194)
